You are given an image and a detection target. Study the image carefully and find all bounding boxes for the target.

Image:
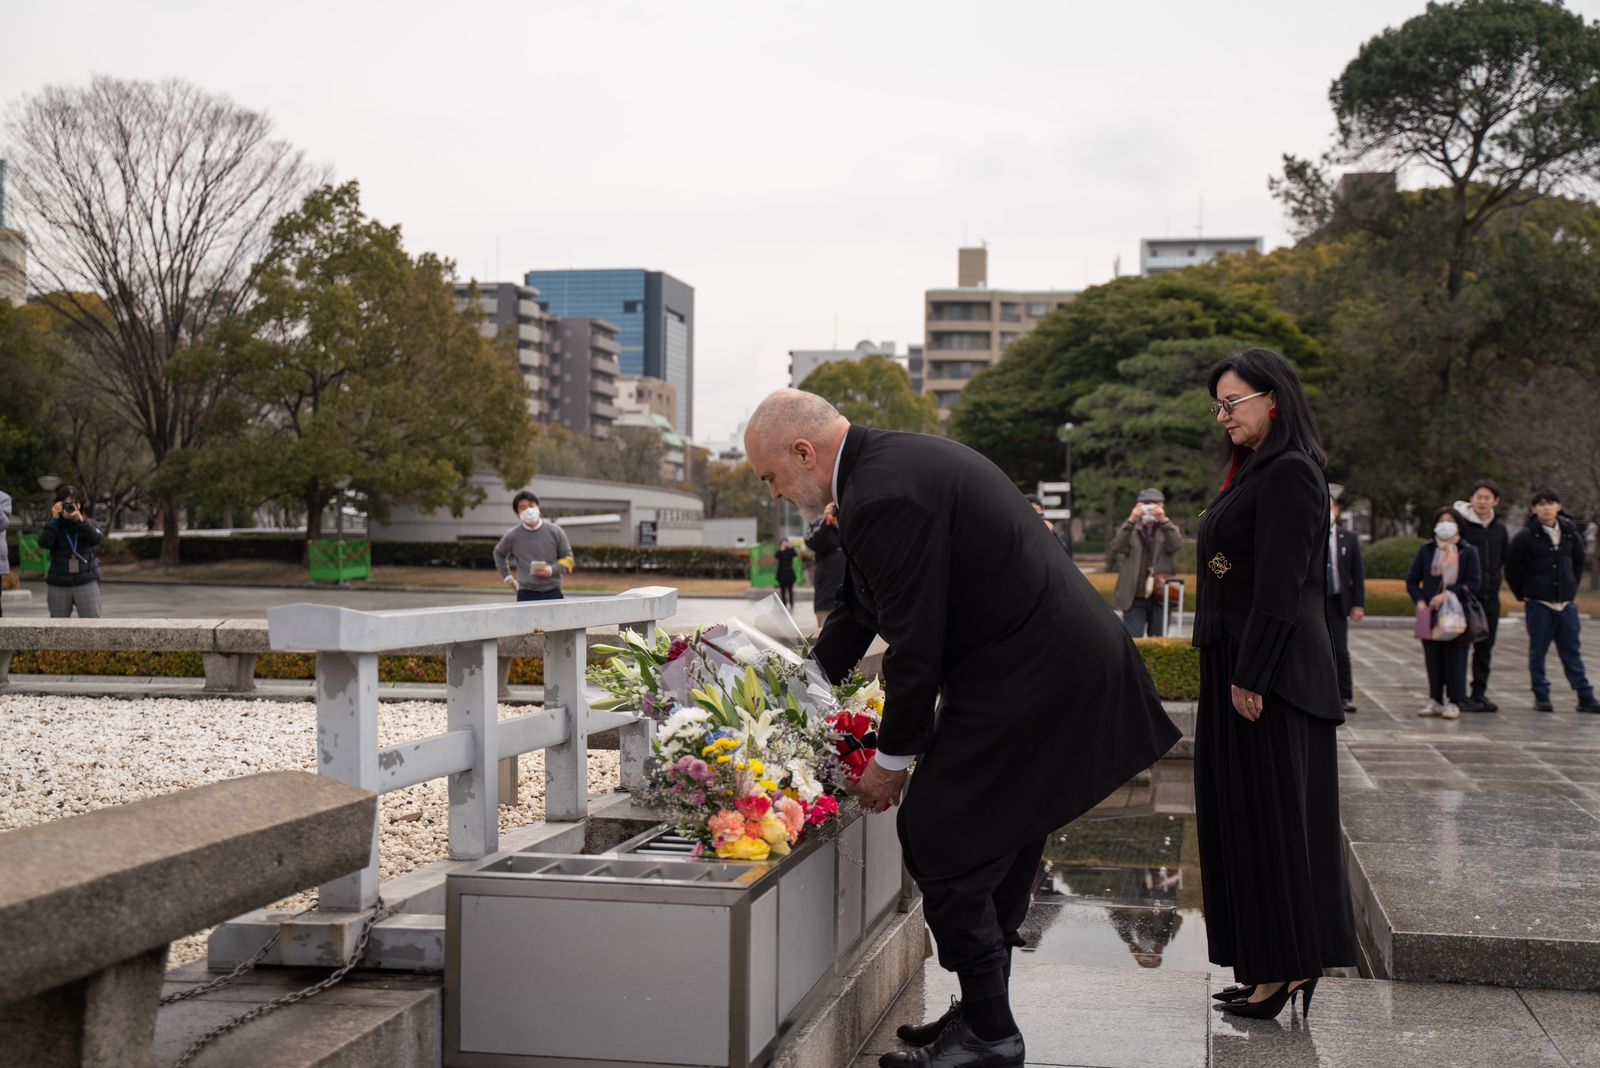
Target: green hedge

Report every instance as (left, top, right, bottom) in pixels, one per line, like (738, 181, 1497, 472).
(372, 540, 749, 577)
(111, 534, 751, 578)
(1135, 638, 1200, 701)
(1363, 536, 1423, 580)
(9, 650, 548, 685)
(13, 639, 1205, 703)
(123, 534, 306, 563)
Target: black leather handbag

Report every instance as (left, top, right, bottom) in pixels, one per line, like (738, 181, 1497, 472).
(1458, 588, 1491, 645)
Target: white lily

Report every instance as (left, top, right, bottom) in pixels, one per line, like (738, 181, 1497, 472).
(737, 708, 779, 754)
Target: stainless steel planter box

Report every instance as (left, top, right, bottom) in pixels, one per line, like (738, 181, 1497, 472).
(445, 807, 910, 1068)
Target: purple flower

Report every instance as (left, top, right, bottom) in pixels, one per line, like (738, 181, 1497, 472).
(689, 790, 706, 807)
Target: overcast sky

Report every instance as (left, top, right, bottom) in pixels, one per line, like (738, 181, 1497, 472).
(8, 0, 1600, 442)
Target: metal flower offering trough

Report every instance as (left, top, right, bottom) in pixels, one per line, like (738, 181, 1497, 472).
(445, 806, 912, 1068)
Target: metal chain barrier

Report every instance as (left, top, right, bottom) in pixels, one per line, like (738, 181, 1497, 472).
(163, 899, 390, 1068)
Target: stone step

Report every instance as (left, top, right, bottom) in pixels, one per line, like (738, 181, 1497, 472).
(1342, 789, 1600, 989)
(155, 962, 440, 1068)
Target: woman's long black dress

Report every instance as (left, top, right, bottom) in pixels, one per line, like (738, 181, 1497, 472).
(1192, 447, 1357, 984)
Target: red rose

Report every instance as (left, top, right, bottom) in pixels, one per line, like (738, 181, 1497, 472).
(736, 795, 771, 820)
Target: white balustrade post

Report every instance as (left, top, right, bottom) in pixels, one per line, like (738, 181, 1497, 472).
(447, 639, 499, 859)
(543, 628, 589, 822)
(618, 620, 657, 794)
(316, 651, 381, 911)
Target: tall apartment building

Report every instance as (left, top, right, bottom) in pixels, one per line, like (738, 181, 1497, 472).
(526, 269, 695, 437)
(922, 247, 1077, 415)
(454, 282, 553, 420)
(1139, 236, 1261, 276)
(0, 160, 27, 306)
(453, 282, 621, 438)
(550, 317, 622, 438)
(787, 339, 907, 388)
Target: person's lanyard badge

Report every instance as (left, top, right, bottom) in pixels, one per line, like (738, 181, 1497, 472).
(66, 529, 84, 575)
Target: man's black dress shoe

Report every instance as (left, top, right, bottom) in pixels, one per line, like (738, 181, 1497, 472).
(1469, 694, 1499, 712)
(878, 1018, 1024, 1068)
(1457, 697, 1488, 713)
(897, 997, 962, 1047)
(1535, 696, 1555, 712)
(1579, 695, 1600, 714)
(1341, 701, 1358, 715)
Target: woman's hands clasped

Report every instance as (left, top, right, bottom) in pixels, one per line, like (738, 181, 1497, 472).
(1231, 684, 1267, 722)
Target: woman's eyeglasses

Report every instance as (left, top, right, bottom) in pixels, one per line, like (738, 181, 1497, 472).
(1209, 391, 1269, 417)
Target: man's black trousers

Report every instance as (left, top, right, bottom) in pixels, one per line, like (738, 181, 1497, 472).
(902, 831, 1046, 1002)
(1325, 599, 1353, 703)
(1471, 595, 1501, 699)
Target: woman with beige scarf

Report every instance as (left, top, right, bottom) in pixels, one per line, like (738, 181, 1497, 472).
(1405, 506, 1482, 719)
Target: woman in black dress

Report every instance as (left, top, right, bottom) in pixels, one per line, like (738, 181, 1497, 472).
(1193, 348, 1357, 1019)
(804, 502, 844, 630)
(774, 539, 798, 610)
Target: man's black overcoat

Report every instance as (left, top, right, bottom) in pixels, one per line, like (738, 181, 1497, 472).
(814, 426, 1181, 878)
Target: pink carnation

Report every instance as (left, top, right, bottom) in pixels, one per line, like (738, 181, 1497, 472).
(775, 796, 805, 844)
(708, 810, 745, 849)
(806, 795, 840, 826)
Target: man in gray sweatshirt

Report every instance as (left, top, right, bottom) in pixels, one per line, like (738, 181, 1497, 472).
(494, 491, 575, 601)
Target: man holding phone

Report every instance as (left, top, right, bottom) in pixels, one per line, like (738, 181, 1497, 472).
(37, 484, 104, 618)
(1109, 488, 1182, 638)
(493, 491, 574, 602)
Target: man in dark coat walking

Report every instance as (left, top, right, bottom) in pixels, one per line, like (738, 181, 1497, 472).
(1326, 495, 1366, 713)
(745, 390, 1180, 1068)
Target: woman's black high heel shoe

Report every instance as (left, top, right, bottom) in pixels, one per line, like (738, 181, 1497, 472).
(1221, 978, 1317, 1020)
(1212, 984, 1254, 1003)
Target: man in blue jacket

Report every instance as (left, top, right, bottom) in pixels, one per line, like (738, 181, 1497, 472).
(1505, 490, 1598, 714)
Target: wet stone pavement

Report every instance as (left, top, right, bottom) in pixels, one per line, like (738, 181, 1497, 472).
(861, 623, 1600, 1067)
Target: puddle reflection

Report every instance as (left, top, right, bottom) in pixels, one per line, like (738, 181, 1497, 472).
(1020, 813, 1211, 972)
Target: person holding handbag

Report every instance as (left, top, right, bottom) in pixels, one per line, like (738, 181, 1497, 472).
(1405, 507, 1481, 720)
(1109, 488, 1182, 637)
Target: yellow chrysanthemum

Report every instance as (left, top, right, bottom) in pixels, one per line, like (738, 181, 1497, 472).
(747, 758, 765, 776)
(716, 755, 733, 764)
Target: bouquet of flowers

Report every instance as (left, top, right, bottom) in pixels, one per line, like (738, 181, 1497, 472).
(589, 596, 882, 860)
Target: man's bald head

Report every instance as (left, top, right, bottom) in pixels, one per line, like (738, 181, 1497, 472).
(744, 389, 850, 520)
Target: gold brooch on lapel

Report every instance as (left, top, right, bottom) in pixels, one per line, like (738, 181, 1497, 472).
(1207, 553, 1233, 579)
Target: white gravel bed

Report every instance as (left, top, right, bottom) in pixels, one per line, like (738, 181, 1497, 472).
(0, 694, 622, 968)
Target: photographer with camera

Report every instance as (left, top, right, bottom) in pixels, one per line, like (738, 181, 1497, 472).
(36, 484, 104, 618)
(1109, 488, 1183, 637)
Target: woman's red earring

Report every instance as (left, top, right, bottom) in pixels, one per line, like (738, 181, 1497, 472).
(1269, 408, 1278, 421)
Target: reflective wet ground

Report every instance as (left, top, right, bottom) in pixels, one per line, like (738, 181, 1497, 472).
(858, 752, 1600, 1067)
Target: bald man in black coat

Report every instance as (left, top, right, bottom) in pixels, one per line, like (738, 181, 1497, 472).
(747, 393, 1179, 1068)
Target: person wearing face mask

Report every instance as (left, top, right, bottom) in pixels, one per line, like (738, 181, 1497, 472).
(1109, 489, 1182, 637)
(1452, 480, 1509, 712)
(493, 491, 575, 602)
(1405, 507, 1481, 720)
(1505, 489, 1598, 714)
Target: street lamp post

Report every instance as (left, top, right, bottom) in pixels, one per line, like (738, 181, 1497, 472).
(1057, 423, 1075, 558)
(333, 475, 353, 587)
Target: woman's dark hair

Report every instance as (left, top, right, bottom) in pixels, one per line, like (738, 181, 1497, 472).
(511, 491, 540, 513)
(1432, 506, 1465, 528)
(1207, 348, 1327, 481)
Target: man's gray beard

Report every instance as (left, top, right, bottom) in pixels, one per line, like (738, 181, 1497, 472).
(791, 491, 831, 524)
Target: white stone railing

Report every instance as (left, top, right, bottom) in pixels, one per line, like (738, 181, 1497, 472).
(267, 586, 676, 911)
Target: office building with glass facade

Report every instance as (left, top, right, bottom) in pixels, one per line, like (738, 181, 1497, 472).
(526, 268, 695, 437)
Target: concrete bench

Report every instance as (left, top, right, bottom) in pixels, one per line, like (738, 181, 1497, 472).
(0, 619, 616, 697)
(0, 770, 375, 1068)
